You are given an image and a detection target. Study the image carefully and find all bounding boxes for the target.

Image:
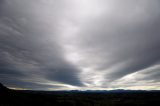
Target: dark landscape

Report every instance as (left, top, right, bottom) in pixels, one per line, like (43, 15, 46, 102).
(0, 83, 160, 106)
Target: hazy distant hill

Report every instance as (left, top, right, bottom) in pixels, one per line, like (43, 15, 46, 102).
(0, 83, 160, 106)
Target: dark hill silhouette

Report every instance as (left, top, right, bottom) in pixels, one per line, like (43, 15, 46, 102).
(0, 83, 8, 91)
(0, 82, 160, 106)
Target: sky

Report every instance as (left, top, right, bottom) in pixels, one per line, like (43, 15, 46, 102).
(0, 0, 160, 90)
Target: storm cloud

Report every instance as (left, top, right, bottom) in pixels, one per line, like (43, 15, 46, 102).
(0, 0, 160, 90)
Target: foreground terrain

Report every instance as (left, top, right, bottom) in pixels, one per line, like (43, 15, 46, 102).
(0, 83, 160, 106)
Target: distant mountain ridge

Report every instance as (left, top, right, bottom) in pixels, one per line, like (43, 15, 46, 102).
(0, 83, 160, 92)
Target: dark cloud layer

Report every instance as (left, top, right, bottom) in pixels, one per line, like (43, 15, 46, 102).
(0, 0, 160, 90)
(0, 0, 83, 89)
(70, 0, 160, 87)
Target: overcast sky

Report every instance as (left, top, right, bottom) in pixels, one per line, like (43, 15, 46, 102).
(0, 0, 160, 90)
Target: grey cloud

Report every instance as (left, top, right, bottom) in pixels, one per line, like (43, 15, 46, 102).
(48, 66, 83, 86)
(0, 0, 160, 90)
(135, 66, 160, 82)
(0, 68, 24, 77)
(108, 65, 160, 89)
(1, 78, 60, 90)
(0, 0, 83, 89)
(73, 0, 160, 84)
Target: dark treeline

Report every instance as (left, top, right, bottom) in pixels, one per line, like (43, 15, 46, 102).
(0, 83, 160, 106)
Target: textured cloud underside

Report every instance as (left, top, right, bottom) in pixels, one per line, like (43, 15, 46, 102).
(0, 0, 160, 90)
